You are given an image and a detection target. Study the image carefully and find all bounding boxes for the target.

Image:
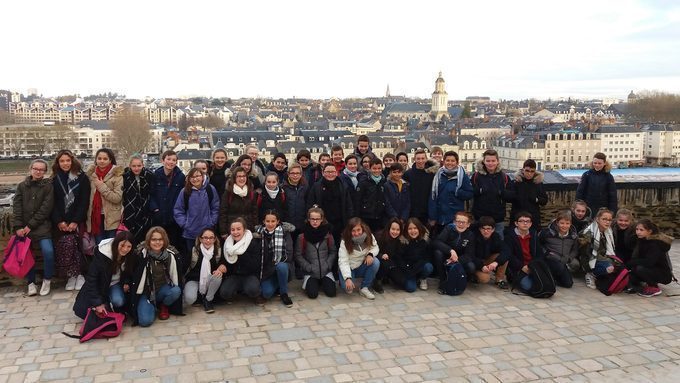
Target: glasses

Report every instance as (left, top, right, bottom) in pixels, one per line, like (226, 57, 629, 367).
(309, 217, 322, 221)
(201, 236, 216, 240)
(32, 168, 47, 172)
(323, 170, 336, 174)
(454, 220, 469, 225)
(517, 219, 532, 224)
(288, 172, 301, 176)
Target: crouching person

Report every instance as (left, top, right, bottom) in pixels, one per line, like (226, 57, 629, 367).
(183, 228, 224, 313)
(505, 212, 542, 292)
(473, 216, 509, 289)
(629, 219, 674, 297)
(129, 227, 183, 327)
(432, 211, 476, 291)
(338, 218, 380, 300)
(257, 210, 295, 307)
(219, 218, 264, 305)
(538, 210, 579, 288)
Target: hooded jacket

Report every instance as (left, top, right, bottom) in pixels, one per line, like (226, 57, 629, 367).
(150, 166, 185, 226)
(510, 169, 548, 227)
(471, 159, 515, 222)
(295, 229, 337, 280)
(13, 176, 54, 241)
(538, 219, 579, 269)
(628, 233, 674, 284)
(73, 238, 118, 319)
(575, 161, 617, 216)
(403, 161, 438, 222)
(400, 233, 430, 277)
(173, 175, 220, 240)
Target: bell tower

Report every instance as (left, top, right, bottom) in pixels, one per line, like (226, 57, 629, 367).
(431, 71, 448, 120)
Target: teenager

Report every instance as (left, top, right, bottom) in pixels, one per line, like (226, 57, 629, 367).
(257, 172, 287, 222)
(266, 153, 288, 184)
(471, 149, 515, 239)
(219, 166, 258, 235)
(230, 154, 263, 192)
(307, 163, 354, 246)
(338, 218, 381, 300)
(122, 154, 154, 245)
(295, 207, 337, 299)
(339, 154, 366, 215)
(358, 157, 387, 232)
(571, 200, 593, 233)
(629, 219, 674, 297)
(384, 163, 410, 222)
(257, 210, 295, 307)
(331, 145, 345, 174)
(432, 211, 476, 290)
(505, 212, 542, 292)
(246, 144, 267, 185)
(428, 151, 473, 229)
(13, 159, 55, 296)
(613, 208, 637, 265)
(150, 150, 185, 252)
(576, 152, 618, 217)
(183, 228, 224, 313)
(375, 218, 407, 292)
(208, 148, 230, 199)
(296, 149, 321, 186)
(430, 146, 444, 166)
(219, 218, 265, 305)
(579, 208, 617, 289)
(192, 160, 209, 175)
(73, 231, 135, 319)
(282, 163, 309, 235)
(354, 134, 372, 157)
(360, 153, 374, 173)
(395, 152, 409, 170)
(510, 159, 548, 229)
(403, 149, 437, 224)
(382, 153, 396, 177)
(472, 216, 509, 289)
(538, 210, 578, 288)
(400, 218, 435, 292)
(51, 150, 90, 291)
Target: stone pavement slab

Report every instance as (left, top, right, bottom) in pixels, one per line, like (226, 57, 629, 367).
(1, 242, 679, 382)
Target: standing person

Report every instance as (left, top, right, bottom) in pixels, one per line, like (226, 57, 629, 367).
(128, 226, 183, 327)
(338, 218, 381, 300)
(510, 159, 548, 230)
(317, 153, 331, 169)
(538, 210, 578, 288)
(192, 160, 209, 175)
(339, 154, 366, 214)
(400, 218, 435, 292)
(122, 154, 154, 245)
(472, 216, 510, 289)
(382, 153, 396, 177)
(266, 153, 288, 185)
(257, 172, 287, 222)
(87, 148, 123, 245)
(354, 134, 372, 158)
(208, 149, 230, 199)
(282, 163, 308, 238)
(307, 163, 354, 247)
(384, 163, 410, 222)
(430, 147, 444, 166)
(296, 149, 321, 186)
(579, 208, 617, 289)
(571, 200, 592, 233)
(150, 150, 185, 253)
(428, 151, 473, 230)
(629, 219, 674, 297)
(613, 208, 637, 265)
(219, 166, 258, 236)
(183, 228, 224, 313)
(471, 149, 515, 239)
(295, 207, 337, 299)
(358, 157, 387, 232)
(173, 168, 220, 271)
(13, 159, 55, 296)
(395, 152, 409, 170)
(230, 154, 263, 192)
(258, 210, 295, 307)
(219, 218, 265, 305)
(51, 150, 90, 291)
(246, 144, 267, 185)
(432, 211, 476, 290)
(73, 231, 135, 319)
(330, 145, 345, 175)
(505, 212, 543, 292)
(576, 152, 618, 217)
(403, 149, 438, 225)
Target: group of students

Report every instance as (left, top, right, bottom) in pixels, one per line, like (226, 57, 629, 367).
(4, 136, 675, 328)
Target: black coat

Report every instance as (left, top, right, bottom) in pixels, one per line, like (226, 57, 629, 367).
(403, 162, 437, 222)
(257, 188, 288, 223)
(399, 237, 430, 277)
(575, 162, 617, 217)
(433, 225, 476, 264)
(358, 176, 387, 221)
(282, 180, 309, 230)
(225, 236, 268, 278)
(306, 179, 354, 227)
(473, 229, 505, 271)
(51, 171, 90, 226)
(339, 171, 367, 217)
(73, 249, 114, 319)
(471, 160, 515, 223)
(628, 234, 673, 284)
(509, 169, 548, 227)
(504, 228, 543, 277)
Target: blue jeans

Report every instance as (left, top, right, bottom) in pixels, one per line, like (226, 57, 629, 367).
(338, 258, 381, 291)
(137, 284, 181, 327)
(261, 262, 289, 298)
(27, 238, 55, 284)
(404, 262, 434, 293)
(495, 222, 505, 240)
(109, 283, 125, 309)
(593, 260, 613, 277)
(520, 275, 533, 291)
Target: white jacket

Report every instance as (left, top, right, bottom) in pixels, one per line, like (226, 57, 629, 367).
(338, 235, 379, 279)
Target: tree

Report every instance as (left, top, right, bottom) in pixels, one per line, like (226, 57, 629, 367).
(211, 98, 225, 107)
(0, 110, 15, 125)
(111, 109, 152, 161)
(461, 102, 472, 118)
(198, 115, 224, 129)
(627, 91, 680, 123)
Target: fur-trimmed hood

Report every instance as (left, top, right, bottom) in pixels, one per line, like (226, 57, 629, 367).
(589, 160, 613, 173)
(475, 158, 503, 175)
(514, 168, 544, 184)
(425, 160, 440, 174)
(648, 233, 674, 248)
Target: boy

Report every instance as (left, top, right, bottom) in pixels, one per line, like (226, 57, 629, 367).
(403, 149, 436, 224)
(510, 159, 547, 230)
(331, 145, 345, 175)
(571, 200, 592, 233)
(432, 211, 476, 291)
(538, 210, 578, 287)
(296, 149, 321, 185)
(354, 134, 372, 157)
(150, 150, 186, 252)
(382, 153, 396, 177)
(505, 211, 542, 291)
(473, 216, 509, 289)
(358, 158, 387, 232)
(384, 163, 410, 221)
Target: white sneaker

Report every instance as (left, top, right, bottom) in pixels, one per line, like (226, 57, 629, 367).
(360, 287, 375, 300)
(419, 279, 428, 291)
(585, 272, 596, 289)
(75, 275, 85, 291)
(27, 283, 38, 296)
(40, 280, 51, 296)
(65, 277, 77, 291)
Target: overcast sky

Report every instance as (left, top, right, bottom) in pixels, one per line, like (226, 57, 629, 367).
(2, 0, 679, 101)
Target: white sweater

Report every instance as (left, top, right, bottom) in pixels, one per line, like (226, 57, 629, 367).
(338, 235, 380, 279)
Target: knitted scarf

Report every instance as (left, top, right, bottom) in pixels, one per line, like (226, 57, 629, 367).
(583, 221, 615, 268)
(56, 171, 80, 213)
(259, 225, 285, 263)
(199, 244, 213, 294)
(224, 230, 253, 264)
(303, 222, 329, 244)
(90, 163, 113, 237)
(233, 184, 248, 197)
(343, 168, 359, 188)
(431, 165, 464, 200)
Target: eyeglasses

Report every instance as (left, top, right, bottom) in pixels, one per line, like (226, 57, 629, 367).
(323, 170, 336, 174)
(454, 220, 469, 225)
(31, 168, 47, 172)
(288, 172, 301, 176)
(309, 217, 322, 221)
(201, 236, 216, 240)
(517, 219, 532, 224)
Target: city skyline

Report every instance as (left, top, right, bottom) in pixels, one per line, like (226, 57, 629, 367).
(2, 1, 679, 100)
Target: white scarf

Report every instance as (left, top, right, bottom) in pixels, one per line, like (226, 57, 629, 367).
(224, 230, 253, 264)
(584, 221, 615, 268)
(199, 244, 213, 294)
(266, 186, 280, 199)
(233, 184, 248, 197)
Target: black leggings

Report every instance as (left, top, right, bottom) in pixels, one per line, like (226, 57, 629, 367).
(305, 276, 337, 299)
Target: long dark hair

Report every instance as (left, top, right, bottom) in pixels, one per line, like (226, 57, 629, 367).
(636, 218, 659, 235)
(226, 166, 254, 194)
(342, 217, 374, 253)
(184, 168, 203, 196)
(52, 149, 82, 175)
(379, 217, 403, 245)
(111, 231, 135, 275)
(405, 217, 429, 241)
(95, 148, 117, 166)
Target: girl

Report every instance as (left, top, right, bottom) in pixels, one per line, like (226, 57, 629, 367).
(428, 151, 473, 229)
(209, 149, 230, 199)
(401, 218, 435, 292)
(257, 210, 295, 307)
(73, 231, 135, 319)
(122, 154, 153, 245)
(360, 153, 374, 172)
(219, 166, 258, 237)
(13, 159, 55, 296)
(295, 207, 337, 299)
(86, 148, 123, 244)
(375, 218, 407, 293)
(629, 219, 674, 297)
(579, 208, 617, 289)
(576, 152, 618, 217)
(51, 150, 90, 291)
(128, 227, 183, 327)
(219, 218, 265, 305)
(571, 200, 592, 233)
(230, 154, 262, 192)
(339, 154, 366, 215)
(174, 168, 220, 271)
(382, 153, 396, 177)
(183, 228, 224, 313)
(338, 218, 380, 300)
(258, 172, 287, 222)
(613, 208, 637, 265)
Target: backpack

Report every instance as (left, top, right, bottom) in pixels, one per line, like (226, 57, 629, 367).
(595, 255, 629, 296)
(526, 258, 556, 298)
(63, 307, 124, 343)
(443, 262, 467, 296)
(183, 186, 214, 211)
(2, 235, 34, 279)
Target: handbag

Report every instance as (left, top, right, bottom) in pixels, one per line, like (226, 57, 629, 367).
(116, 214, 129, 234)
(63, 307, 125, 343)
(2, 235, 35, 278)
(81, 231, 95, 257)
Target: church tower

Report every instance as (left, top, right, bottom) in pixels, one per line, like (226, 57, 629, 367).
(386, 84, 390, 98)
(431, 71, 448, 120)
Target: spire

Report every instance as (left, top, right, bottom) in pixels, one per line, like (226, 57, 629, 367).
(386, 84, 390, 98)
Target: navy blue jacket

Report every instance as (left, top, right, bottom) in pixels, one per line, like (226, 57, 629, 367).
(575, 162, 617, 217)
(428, 168, 473, 225)
(384, 179, 410, 221)
(150, 167, 185, 226)
(471, 160, 515, 223)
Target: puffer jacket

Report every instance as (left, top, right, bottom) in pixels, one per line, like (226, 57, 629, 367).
(86, 165, 124, 232)
(538, 219, 579, 270)
(295, 228, 337, 280)
(399, 234, 430, 277)
(628, 233, 674, 284)
(13, 176, 54, 241)
(403, 161, 438, 222)
(173, 175, 220, 240)
(471, 159, 515, 222)
(282, 179, 309, 230)
(433, 225, 476, 264)
(358, 175, 387, 221)
(510, 169, 548, 227)
(428, 167, 474, 225)
(224, 233, 264, 277)
(575, 161, 617, 216)
(219, 188, 258, 235)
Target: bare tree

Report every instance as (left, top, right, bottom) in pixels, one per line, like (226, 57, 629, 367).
(111, 109, 152, 161)
(627, 91, 680, 123)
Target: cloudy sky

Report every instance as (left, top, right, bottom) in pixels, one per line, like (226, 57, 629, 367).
(2, 0, 679, 100)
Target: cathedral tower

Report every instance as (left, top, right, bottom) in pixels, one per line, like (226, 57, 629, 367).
(431, 71, 448, 120)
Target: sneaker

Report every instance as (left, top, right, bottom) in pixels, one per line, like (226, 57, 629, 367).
(75, 275, 85, 291)
(280, 294, 293, 308)
(624, 285, 637, 294)
(372, 280, 384, 294)
(496, 280, 509, 290)
(254, 296, 266, 306)
(203, 299, 215, 314)
(359, 287, 375, 300)
(65, 277, 77, 291)
(39, 280, 51, 296)
(437, 288, 445, 295)
(27, 283, 38, 296)
(638, 286, 662, 298)
(158, 304, 170, 320)
(585, 272, 596, 289)
(419, 279, 428, 291)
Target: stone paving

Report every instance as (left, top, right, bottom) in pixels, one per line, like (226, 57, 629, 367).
(1, 243, 680, 383)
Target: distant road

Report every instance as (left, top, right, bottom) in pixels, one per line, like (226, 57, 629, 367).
(0, 175, 25, 185)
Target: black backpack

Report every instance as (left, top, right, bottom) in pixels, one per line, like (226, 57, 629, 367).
(443, 262, 467, 296)
(526, 258, 556, 298)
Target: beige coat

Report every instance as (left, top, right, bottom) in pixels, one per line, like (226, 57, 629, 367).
(86, 165, 124, 232)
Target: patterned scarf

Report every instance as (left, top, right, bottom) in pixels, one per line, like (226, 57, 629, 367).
(56, 171, 80, 212)
(123, 168, 151, 241)
(431, 165, 464, 200)
(90, 163, 113, 237)
(259, 225, 285, 264)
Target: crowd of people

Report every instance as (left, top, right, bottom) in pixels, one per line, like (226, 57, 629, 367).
(4, 135, 675, 328)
